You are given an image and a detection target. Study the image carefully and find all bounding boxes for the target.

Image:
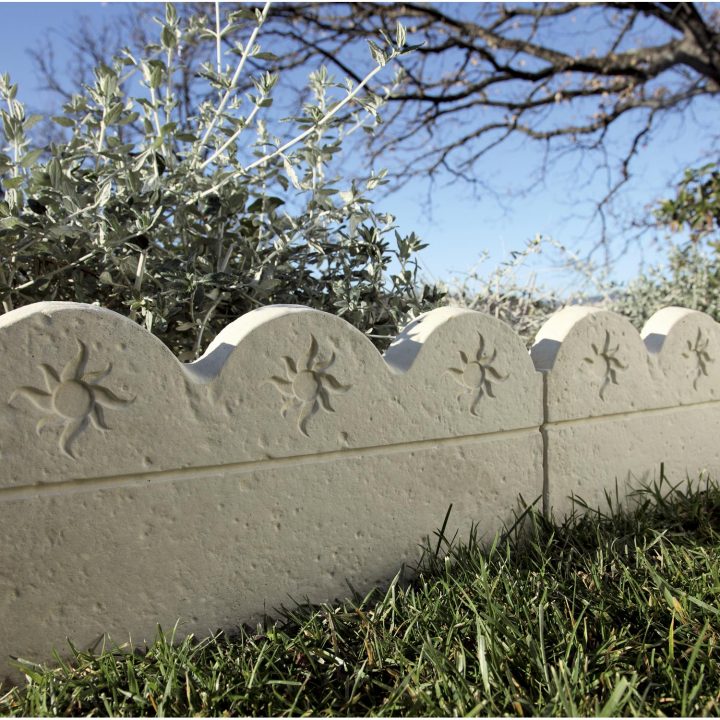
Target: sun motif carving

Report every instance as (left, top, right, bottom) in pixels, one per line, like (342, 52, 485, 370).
(8, 340, 134, 459)
(682, 328, 714, 390)
(445, 331, 508, 416)
(583, 330, 627, 400)
(265, 335, 351, 437)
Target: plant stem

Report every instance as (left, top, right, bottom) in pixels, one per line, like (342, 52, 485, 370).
(4, 94, 19, 179)
(215, 220, 226, 272)
(194, 298, 221, 358)
(14, 251, 98, 291)
(0, 265, 13, 313)
(195, 1, 272, 162)
(97, 119, 106, 158)
(196, 59, 390, 200)
(149, 86, 163, 137)
(219, 242, 236, 273)
(200, 102, 261, 171)
(134, 250, 148, 293)
(215, 1, 222, 77)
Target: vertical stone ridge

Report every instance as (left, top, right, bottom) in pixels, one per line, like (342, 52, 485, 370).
(540, 369, 550, 520)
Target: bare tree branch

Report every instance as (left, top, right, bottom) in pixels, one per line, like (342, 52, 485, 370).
(27, 1, 720, 262)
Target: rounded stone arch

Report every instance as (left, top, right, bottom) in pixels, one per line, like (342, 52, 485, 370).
(532, 307, 655, 421)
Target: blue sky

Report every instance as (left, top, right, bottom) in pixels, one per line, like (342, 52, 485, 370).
(1, 2, 714, 293)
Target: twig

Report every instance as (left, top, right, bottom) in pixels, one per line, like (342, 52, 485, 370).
(195, 1, 272, 162)
(196, 59, 391, 200)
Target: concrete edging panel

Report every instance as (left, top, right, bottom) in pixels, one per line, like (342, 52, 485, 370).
(0, 302, 542, 681)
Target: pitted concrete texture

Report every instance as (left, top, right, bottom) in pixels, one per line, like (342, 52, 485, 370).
(3, 301, 720, 684)
(0, 302, 542, 683)
(533, 306, 720, 519)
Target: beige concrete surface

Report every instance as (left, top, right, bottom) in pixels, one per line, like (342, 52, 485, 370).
(534, 306, 720, 519)
(0, 302, 542, 683)
(3, 300, 719, 684)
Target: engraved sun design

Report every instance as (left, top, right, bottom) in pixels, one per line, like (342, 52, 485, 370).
(445, 331, 508, 416)
(583, 330, 628, 400)
(682, 328, 715, 389)
(8, 340, 133, 459)
(266, 335, 351, 437)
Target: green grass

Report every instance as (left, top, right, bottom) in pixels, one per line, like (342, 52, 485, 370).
(3, 472, 720, 717)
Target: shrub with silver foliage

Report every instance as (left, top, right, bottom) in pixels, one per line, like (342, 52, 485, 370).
(0, 3, 442, 359)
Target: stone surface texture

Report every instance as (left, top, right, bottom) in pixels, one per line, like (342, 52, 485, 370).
(533, 306, 720, 518)
(0, 302, 542, 683)
(2, 301, 719, 682)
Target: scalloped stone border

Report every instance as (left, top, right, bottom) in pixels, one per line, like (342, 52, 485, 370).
(1, 302, 718, 681)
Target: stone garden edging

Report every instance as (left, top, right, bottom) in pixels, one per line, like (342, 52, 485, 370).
(1, 301, 718, 681)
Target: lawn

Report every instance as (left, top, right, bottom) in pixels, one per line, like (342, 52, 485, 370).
(2, 470, 720, 717)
